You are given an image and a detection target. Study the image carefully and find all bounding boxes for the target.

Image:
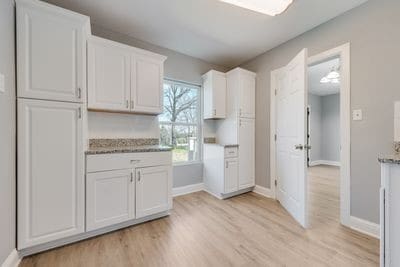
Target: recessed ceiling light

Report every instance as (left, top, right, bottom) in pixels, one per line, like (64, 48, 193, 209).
(218, 0, 293, 16)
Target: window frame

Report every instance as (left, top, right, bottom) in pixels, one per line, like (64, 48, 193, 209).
(160, 78, 202, 166)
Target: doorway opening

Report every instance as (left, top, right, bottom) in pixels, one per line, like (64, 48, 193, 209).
(307, 56, 341, 227)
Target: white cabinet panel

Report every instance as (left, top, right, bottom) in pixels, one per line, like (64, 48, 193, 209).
(86, 169, 134, 231)
(18, 99, 84, 249)
(238, 118, 255, 189)
(132, 55, 163, 114)
(17, 0, 89, 102)
(136, 166, 172, 218)
(239, 72, 256, 119)
(88, 38, 131, 111)
(203, 70, 226, 119)
(224, 158, 239, 194)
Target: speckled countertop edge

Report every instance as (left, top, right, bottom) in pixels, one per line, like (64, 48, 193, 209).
(86, 138, 172, 155)
(378, 142, 400, 164)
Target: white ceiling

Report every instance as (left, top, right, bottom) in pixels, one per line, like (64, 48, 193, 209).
(44, 0, 368, 68)
(308, 57, 340, 96)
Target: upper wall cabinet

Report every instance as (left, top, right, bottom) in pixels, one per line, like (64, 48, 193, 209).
(88, 37, 131, 112)
(203, 70, 226, 119)
(17, 0, 90, 103)
(226, 68, 256, 119)
(88, 36, 166, 114)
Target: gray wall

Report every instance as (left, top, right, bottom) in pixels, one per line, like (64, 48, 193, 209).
(91, 25, 228, 188)
(241, 0, 400, 223)
(321, 94, 340, 162)
(309, 93, 340, 163)
(308, 94, 322, 162)
(0, 0, 16, 263)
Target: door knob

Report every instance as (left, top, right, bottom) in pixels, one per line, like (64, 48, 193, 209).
(295, 144, 304, 150)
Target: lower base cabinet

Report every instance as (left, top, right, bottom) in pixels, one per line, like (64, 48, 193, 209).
(86, 152, 172, 232)
(86, 169, 135, 231)
(136, 166, 173, 218)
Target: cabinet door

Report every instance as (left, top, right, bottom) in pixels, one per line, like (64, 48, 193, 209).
(238, 118, 255, 189)
(18, 99, 84, 249)
(239, 73, 256, 118)
(87, 38, 131, 112)
(136, 166, 172, 218)
(203, 71, 226, 119)
(224, 158, 239, 194)
(131, 55, 163, 114)
(17, 0, 89, 102)
(86, 169, 134, 231)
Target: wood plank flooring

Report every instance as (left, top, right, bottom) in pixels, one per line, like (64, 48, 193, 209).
(20, 165, 379, 266)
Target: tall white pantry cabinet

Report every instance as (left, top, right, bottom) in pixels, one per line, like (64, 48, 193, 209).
(16, 0, 90, 249)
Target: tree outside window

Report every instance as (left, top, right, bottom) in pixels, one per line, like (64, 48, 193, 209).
(159, 80, 200, 163)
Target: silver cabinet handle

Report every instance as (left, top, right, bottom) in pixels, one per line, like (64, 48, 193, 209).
(77, 88, 81, 99)
(78, 107, 82, 119)
(137, 171, 141, 181)
(126, 100, 129, 108)
(131, 100, 134, 109)
(130, 159, 141, 164)
(295, 144, 304, 150)
(130, 172, 133, 183)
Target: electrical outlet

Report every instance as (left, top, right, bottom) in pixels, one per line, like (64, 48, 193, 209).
(352, 109, 363, 121)
(0, 73, 4, 93)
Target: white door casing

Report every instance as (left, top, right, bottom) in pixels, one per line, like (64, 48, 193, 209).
(276, 49, 308, 228)
(18, 99, 84, 249)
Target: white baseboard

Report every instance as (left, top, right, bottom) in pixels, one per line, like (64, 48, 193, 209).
(172, 183, 204, 197)
(1, 249, 21, 267)
(253, 185, 275, 199)
(309, 160, 340, 167)
(349, 216, 380, 239)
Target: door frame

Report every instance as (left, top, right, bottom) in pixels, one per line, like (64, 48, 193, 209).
(270, 43, 351, 227)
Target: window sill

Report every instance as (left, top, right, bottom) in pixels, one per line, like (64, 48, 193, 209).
(173, 160, 202, 167)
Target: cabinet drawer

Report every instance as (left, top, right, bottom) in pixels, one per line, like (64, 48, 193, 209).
(224, 147, 238, 158)
(87, 152, 172, 173)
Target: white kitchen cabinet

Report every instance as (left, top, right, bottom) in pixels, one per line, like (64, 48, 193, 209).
(86, 169, 135, 231)
(88, 37, 131, 112)
(87, 36, 166, 114)
(380, 161, 400, 267)
(132, 54, 164, 114)
(17, 0, 90, 103)
(136, 166, 172, 218)
(224, 158, 239, 194)
(238, 118, 255, 189)
(226, 68, 256, 119)
(203, 70, 226, 119)
(204, 145, 243, 198)
(18, 98, 84, 249)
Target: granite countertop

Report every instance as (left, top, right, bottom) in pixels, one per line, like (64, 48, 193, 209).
(203, 137, 238, 148)
(86, 145, 172, 155)
(86, 138, 172, 155)
(378, 154, 400, 164)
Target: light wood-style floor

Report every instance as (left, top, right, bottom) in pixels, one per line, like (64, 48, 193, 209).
(20, 165, 379, 267)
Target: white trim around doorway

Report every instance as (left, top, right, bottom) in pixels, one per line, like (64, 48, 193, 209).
(270, 43, 351, 228)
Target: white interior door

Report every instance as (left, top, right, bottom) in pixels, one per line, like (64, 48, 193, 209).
(276, 49, 308, 228)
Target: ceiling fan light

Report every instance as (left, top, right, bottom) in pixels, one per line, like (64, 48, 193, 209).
(326, 70, 340, 79)
(331, 78, 340, 84)
(320, 77, 330, 84)
(218, 0, 293, 16)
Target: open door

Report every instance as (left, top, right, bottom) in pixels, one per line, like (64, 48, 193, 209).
(276, 49, 308, 228)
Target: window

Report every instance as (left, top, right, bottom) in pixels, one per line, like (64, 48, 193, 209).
(159, 79, 201, 164)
